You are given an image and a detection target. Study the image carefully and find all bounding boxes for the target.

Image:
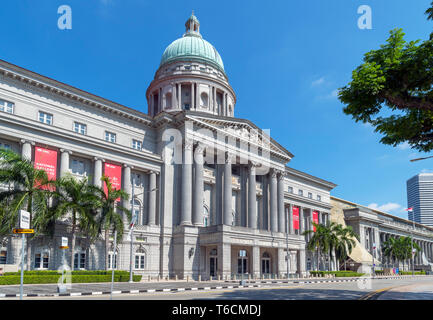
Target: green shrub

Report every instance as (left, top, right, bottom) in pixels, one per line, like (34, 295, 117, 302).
(310, 271, 364, 277)
(0, 272, 142, 285)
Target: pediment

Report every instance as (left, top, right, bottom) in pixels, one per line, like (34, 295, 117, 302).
(185, 112, 294, 161)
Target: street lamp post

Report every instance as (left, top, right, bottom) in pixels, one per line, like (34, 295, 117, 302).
(128, 175, 135, 283)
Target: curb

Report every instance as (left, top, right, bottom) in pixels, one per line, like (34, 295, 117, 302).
(0, 284, 262, 298)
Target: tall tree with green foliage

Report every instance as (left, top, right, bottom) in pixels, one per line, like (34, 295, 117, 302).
(334, 224, 359, 271)
(95, 175, 130, 270)
(49, 175, 101, 270)
(0, 148, 54, 269)
(339, 3, 433, 152)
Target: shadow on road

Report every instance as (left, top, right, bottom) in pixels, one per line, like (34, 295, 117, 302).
(192, 287, 368, 300)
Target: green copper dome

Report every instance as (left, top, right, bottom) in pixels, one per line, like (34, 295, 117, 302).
(159, 13, 225, 73)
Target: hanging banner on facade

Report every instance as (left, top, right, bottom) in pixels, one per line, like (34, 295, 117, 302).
(103, 163, 122, 200)
(292, 206, 299, 230)
(312, 211, 319, 232)
(34, 146, 57, 190)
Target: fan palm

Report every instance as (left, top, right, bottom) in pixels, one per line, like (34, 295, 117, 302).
(303, 222, 330, 271)
(49, 175, 101, 269)
(95, 175, 131, 270)
(0, 148, 54, 269)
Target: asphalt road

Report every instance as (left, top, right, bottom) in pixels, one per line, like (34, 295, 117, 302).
(8, 276, 433, 300)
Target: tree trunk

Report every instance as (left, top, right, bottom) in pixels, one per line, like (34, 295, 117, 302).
(105, 228, 109, 270)
(317, 248, 320, 271)
(329, 249, 332, 271)
(70, 213, 76, 271)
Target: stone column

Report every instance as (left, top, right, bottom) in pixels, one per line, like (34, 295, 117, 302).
(93, 157, 103, 187)
(123, 164, 132, 211)
(148, 171, 157, 225)
(193, 144, 204, 226)
(251, 246, 260, 279)
(269, 169, 278, 232)
(299, 206, 304, 234)
(195, 83, 199, 110)
(218, 243, 231, 278)
(171, 83, 176, 109)
(318, 210, 322, 225)
(178, 84, 182, 109)
(59, 149, 72, 178)
(298, 249, 306, 277)
(223, 152, 233, 226)
(181, 140, 193, 225)
(191, 83, 195, 109)
(277, 171, 285, 233)
(20, 140, 33, 161)
(248, 162, 257, 229)
(158, 88, 162, 112)
(288, 204, 294, 234)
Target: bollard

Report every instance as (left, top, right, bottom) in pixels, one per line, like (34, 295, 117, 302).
(175, 274, 178, 281)
(187, 275, 189, 282)
(198, 275, 201, 282)
(234, 274, 237, 281)
(148, 275, 151, 282)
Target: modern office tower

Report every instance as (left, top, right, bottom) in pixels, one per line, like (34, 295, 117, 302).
(407, 173, 433, 226)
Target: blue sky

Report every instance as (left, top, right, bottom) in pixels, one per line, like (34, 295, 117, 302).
(0, 0, 432, 219)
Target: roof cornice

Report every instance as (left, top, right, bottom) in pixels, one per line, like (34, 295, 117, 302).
(285, 166, 337, 190)
(0, 59, 154, 127)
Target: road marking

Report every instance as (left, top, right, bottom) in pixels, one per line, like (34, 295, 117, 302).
(359, 286, 396, 300)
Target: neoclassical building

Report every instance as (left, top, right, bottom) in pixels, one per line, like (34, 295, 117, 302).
(0, 13, 337, 279)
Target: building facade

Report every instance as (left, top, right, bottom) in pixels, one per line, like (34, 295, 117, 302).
(407, 173, 433, 227)
(332, 197, 433, 271)
(0, 14, 337, 279)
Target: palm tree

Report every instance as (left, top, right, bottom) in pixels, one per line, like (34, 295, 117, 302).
(0, 148, 54, 270)
(335, 225, 359, 271)
(95, 175, 131, 270)
(303, 222, 330, 271)
(49, 175, 100, 270)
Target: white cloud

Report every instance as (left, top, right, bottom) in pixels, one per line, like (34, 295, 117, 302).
(397, 142, 410, 150)
(368, 202, 407, 215)
(311, 77, 325, 86)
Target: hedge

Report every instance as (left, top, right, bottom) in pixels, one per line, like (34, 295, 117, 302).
(4, 270, 129, 276)
(310, 271, 365, 277)
(0, 273, 142, 285)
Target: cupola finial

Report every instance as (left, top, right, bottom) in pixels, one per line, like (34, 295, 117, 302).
(185, 11, 201, 37)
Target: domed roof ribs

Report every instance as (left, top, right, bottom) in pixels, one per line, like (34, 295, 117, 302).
(158, 12, 225, 74)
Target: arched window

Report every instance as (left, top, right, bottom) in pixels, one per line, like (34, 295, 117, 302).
(135, 248, 147, 270)
(130, 199, 141, 226)
(203, 205, 210, 227)
(200, 92, 208, 108)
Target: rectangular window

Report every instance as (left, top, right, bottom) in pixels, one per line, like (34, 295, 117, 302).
(0, 250, 7, 264)
(108, 253, 117, 269)
(288, 186, 293, 193)
(0, 99, 14, 114)
(38, 111, 53, 125)
(298, 190, 303, 196)
(317, 195, 321, 202)
(71, 159, 85, 175)
(308, 192, 313, 199)
(0, 142, 11, 150)
(105, 131, 116, 143)
(34, 253, 48, 269)
(132, 139, 142, 150)
(73, 122, 87, 135)
(74, 253, 86, 269)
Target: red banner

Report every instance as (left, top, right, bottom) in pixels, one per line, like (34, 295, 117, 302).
(312, 211, 319, 232)
(104, 163, 122, 200)
(292, 206, 299, 230)
(34, 147, 57, 190)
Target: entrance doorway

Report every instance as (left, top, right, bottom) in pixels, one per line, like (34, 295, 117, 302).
(209, 249, 217, 277)
(261, 252, 271, 274)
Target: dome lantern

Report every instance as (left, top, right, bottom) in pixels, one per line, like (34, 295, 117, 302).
(185, 10, 200, 37)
